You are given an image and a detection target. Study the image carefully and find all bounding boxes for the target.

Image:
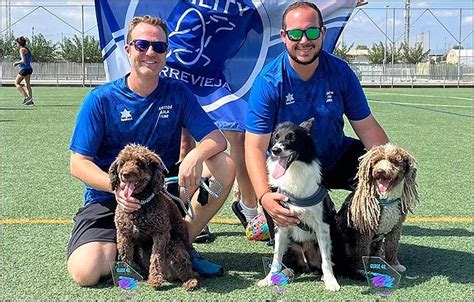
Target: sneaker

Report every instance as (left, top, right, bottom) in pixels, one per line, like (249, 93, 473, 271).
(231, 200, 248, 229)
(22, 96, 31, 105)
(23, 99, 35, 107)
(194, 225, 212, 243)
(190, 248, 224, 278)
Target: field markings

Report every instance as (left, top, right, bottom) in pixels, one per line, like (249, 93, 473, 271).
(368, 99, 473, 108)
(1, 216, 473, 225)
(365, 91, 474, 101)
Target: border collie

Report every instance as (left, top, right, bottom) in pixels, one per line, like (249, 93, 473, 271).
(258, 118, 340, 291)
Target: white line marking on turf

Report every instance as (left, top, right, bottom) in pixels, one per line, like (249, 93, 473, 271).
(368, 99, 473, 108)
(365, 91, 474, 101)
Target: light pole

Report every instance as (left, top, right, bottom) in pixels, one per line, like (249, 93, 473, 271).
(384, 5, 389, 80)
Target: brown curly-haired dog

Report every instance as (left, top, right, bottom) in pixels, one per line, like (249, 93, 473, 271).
(332, 143, 419, 279)
(109, 144, 198, 290)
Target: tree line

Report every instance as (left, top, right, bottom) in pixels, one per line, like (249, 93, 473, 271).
(334, 41, 432, 64)
(1, 33, 439, 65)
(0, 33, 102, 63)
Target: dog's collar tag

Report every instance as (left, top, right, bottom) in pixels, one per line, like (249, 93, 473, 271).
(378, 198, 400, 207)
(279, 186, 328, 207)
(139, 193, 155, 205)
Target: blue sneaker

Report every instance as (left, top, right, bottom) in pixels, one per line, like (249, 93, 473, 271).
(191, 248, 223, 278)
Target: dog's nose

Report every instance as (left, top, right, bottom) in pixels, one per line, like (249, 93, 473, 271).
(374, 168, 387, 178)
(271, 146, 282, 156)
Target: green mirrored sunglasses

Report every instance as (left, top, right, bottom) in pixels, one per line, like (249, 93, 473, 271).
(285, 27, 321, 41)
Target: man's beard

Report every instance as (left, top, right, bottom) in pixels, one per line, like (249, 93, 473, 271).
(287, 46, 321, 65)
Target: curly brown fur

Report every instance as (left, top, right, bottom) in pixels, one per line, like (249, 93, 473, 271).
(109, 144, 198, 290)
(332, 143, 419, 279)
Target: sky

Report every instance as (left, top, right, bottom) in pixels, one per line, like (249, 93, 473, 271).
(1, 0, 473, 53)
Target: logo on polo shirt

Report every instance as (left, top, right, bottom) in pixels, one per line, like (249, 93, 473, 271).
(159, 105, 173, 119)
(120, 109, 133, 122)
(285, 93, 295, 105)
(326, 91, 334, 103)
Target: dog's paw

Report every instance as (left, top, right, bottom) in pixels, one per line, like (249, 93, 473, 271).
(392, 263, 406, 272)
(257, 274, 272, 287)
(182, 278, 198, 291)
(148, 276, 164, 289)
(322, 275, 340, 292)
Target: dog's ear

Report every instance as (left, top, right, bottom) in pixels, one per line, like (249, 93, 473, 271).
(299, 118, 315, 134)
(350, 146, 382, 233)
(149, 152, 167, 195)
(401, 149, 419, 212)
(108, 158, 121, 191)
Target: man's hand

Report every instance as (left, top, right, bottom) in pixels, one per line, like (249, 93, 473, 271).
(115, 187, 141, 213)
(260, 192, 300, 227)
(13, 62, 19, 66)
(178, 148, 203, 194)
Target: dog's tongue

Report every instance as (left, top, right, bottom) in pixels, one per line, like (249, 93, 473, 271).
(378, 179, 390, 193)
(272, 156, 290, 179)
(123, 182, 135, 199)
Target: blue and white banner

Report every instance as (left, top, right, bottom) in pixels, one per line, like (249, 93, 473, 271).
(95, 0, 359, 131)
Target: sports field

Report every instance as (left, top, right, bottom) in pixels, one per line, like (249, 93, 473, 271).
(1, 87, 473, 300)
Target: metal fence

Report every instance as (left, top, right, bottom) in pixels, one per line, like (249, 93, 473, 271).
(1, 61, 106, 86)
(2, 61, 473, 88)
(351, 63, 474, 87)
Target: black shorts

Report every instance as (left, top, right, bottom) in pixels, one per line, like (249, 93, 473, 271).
(322, 139, 366, 191)
(19, 68, 33, 76)
(67, 163, 180, 259)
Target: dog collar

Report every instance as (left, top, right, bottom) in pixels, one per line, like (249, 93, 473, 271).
(378, 197, 400, 207)
(278, 186, 328, 207)
(139, 193, 155, 205)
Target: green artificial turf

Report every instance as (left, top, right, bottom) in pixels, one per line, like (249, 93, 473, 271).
(1, 87, 473, 300)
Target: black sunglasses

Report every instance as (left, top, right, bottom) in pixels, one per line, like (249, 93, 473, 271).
(129, 39, 168, 54)
(285, 27, 322, 42)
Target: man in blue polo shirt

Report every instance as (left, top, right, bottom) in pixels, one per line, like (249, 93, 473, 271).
(67, 15, 235, 286)
(245, 1, 388, 227)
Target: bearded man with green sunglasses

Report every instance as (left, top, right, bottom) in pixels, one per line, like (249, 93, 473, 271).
(245, 1, 388, 232)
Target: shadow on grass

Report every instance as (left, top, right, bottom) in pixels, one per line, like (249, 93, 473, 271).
(399, 243, 474, 287)
(404, 225, 474, 237)
(87, 244, 473, 293)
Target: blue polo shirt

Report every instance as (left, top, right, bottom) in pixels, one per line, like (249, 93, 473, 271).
(70, 75, 217, 205)
(246, 50, 370, 174)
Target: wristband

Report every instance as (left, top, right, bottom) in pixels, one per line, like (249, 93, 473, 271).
(257, 191, 271, 205)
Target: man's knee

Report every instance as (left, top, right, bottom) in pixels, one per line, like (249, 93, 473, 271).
(208, 153, 235, 188)
(67, 242, 116, 287)
(14, 82, 23, 88)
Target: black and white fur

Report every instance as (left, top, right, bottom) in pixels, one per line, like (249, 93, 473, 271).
(258, 119, 340, 291)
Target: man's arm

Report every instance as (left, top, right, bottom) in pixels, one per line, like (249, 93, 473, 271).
(179, 129, 227, 189)
(349, 114, 389, 149)
(70, 152, 112, 193)
(245, 132, 299, 227)
(70, 151, 140, 213)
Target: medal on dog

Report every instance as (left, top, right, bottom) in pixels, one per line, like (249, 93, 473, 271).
(110, 261, 143, 297)
(362, 256, 401, 297)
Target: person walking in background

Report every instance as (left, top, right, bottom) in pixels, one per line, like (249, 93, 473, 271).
(13, 36, 35, 107)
